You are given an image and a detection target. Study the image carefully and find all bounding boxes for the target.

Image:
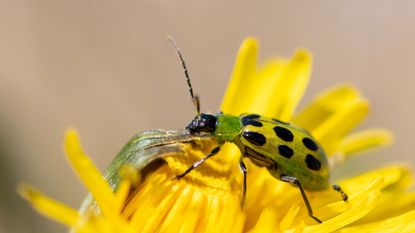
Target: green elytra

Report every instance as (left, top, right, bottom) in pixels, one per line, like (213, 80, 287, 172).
(169, 38, 348, 224)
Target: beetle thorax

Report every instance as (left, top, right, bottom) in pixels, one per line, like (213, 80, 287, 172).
(186, 113, 217, 134)
(212, 114, 243, 143)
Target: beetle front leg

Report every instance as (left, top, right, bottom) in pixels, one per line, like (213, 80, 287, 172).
(176, 145, 222, 179)
(238, 156, 247, 208)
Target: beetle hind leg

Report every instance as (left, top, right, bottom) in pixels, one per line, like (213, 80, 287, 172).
(332, 184, 348, 201)
(280, 175, 323, 224)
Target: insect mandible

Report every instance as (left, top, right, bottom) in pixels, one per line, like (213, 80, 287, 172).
(168, 38, 348, 224)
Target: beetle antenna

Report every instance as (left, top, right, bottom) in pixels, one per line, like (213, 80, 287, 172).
(167, 36, 201, 117)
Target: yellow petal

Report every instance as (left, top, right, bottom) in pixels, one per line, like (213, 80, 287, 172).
(115, 164, 142, 212)
(303, 178, 382, 233)
(268, 49, 312, 121)
(153, 185, 195, 233)
(247, 206, 280, 233)
(279, 204, 301, 230)
(127, 168, 182, 231)
(222, 45, 311, 121)
(312, 99, 369, 152)
(292, 85, 361, 131)
(64, 129, 118, 220)
(18, 183, 79, 226)
(340, 166, 411, 192)
(114, 179, 131, 213)
(221, 38, 258, 114)
(351, 167, 414, 223)
(337, 129, 394, 156)
(357, 191, 415, 224)
(338, 209, 415, 233)
(239, 60, 288, 115)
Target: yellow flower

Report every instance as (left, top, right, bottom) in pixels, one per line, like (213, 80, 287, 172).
(19, 38, 415, 233)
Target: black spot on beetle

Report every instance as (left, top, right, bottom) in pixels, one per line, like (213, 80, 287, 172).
(274, 126, 294, 142)
(305, 154, 321, 171)
(242, 131, 266, 146)
(278, 145, 294, 158)
(242, 119, 263, 127)
(302, 137, 319, 151)
(241, 114, 263, 126)
(242, 114, 260, 120)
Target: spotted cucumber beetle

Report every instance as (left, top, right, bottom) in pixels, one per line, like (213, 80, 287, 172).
(168, 38, 348, 223)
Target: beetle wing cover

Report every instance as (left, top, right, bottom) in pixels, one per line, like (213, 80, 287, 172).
(240, 115, 329, 182)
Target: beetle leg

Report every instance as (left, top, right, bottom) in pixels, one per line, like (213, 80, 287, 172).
(332, 184, 348, 201)
(238, 156, 247, 208)
(176, 145, 222, 179)
(280, 175, 323, 224)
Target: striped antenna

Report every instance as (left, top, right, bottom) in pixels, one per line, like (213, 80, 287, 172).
(167, 36, 201, 116)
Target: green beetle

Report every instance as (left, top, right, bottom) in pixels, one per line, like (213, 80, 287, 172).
(169, 38, 348, 223)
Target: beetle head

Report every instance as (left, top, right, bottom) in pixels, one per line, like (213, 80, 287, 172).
(186, 113, 217, 134)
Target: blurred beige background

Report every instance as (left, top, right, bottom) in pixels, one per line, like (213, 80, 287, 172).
(0, 1, 414, 232)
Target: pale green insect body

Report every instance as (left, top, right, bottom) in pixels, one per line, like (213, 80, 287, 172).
(186, 113, 330, 190)
(185, 112, 343, 223)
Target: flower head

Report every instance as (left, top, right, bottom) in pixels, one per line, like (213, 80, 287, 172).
(20, 38, 415, 232)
